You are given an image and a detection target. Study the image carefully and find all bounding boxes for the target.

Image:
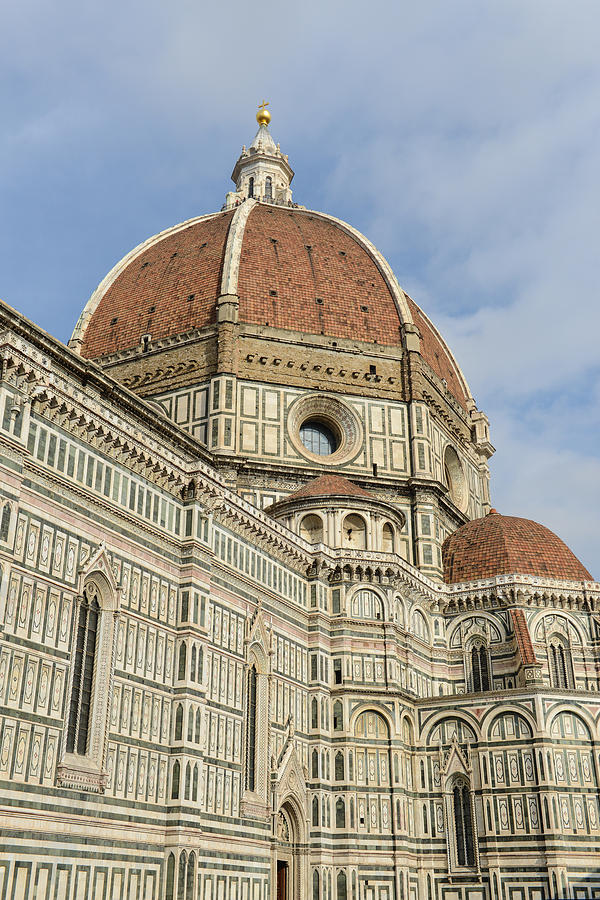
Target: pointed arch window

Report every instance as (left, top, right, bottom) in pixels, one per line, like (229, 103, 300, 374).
(265, 176, 273, 200)
(452, 778, 475, 867)
(468, 641, 491, 692)
(248, 177, 254, 198)
(335, 751, 345, 781)
(312, 795, 319, 826)
(312, 749, 319, 779)
(337, 871, 347, 900)
(174, 704, 183, 741)
(58, 569, 119, 793)
(165, 853, 176, 900)
(66, 589, 99, 755)
(333, 700, 343, 731)
(246, 665, 257, 791)
(311, 697, 318, 730)
(549, 637, 574, 688)
(171, 760, 180, 800)
(313, 869, 320, 900)
(336, 797, 345, 829)
(178, 643, 187, 681)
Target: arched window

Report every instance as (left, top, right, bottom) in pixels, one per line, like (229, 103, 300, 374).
(265, 176, 273, 200)
(165, 853, 176, 900)
(351, 589, 384, 621)
(337, 871, 347, 900)
(469, 641, 491, 692)
(191, 645, 196, 680)
(312, 795, 319, 826)
(311, 697, 318, 730)
(335, 751, 344, 781)
(246, 665, 258, 791)
(187, 707, 194, 742)
(66, 589, 100, 755)
(248, 176, 254, 198)
(171, 760, 180, 800)
(342, 514, 367, 550)
(0, 503, 11, 541)
(178, 643, 187, 681)
(382, 522, 394, 553)
(549, 637, 574, 688)
(300, 514, 323, 544)
(336, 797, 345, 829)
(333, 700, 343, 732)
(186, 852, 195, 899)
(312, 749, 319, 779)
(185, 762, 191, 799)
(193, 764, 198, 801)
(452, 779, 475, 867)
(178, 851, 186, 900)
(195, 708, 201, 743)
(174, 704, 183, 741)
(313, 869, 320, 900)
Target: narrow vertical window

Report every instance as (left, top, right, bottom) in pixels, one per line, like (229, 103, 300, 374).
(312, 796, 319, 826)
(186, 853, 195, 900)
(178, 852, 186, 900)
(265, 176, 273, 200)
(178, 644, 187, 680)
(246, 665, 257, 791)
(336, 797, 345, 829)
(453, 780, 475, 866)
(470, 642, 490, 692)
(0, 503, 10, 541)
(549, 639, 573, 688)
(337, 871, 347, 900)
(311, 697, 318, 729)
(333, 700, 343, 731)
(171, 760, 180, 800)
(313, 870, 320, 900)
(174, 704, 183, 741)
(248, 177, 254, 198)
(312, 749, 319, 779)
(165, 854, 175, 900)
(66, 591, 100, 755)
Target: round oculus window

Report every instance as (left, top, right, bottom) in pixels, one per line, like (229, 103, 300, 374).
(299, 420, 339, 456)
(286, 394, 363, 466)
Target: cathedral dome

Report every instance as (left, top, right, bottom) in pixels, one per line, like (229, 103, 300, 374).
(442, 509, 592, 584)
(72, 203, 471, 411)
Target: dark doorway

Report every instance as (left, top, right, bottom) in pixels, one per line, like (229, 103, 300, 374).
(277, 861, 288, 900)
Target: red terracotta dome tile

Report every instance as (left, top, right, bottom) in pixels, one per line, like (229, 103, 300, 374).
(442, 510, 592, 584)
(80, 211, 234, 359)
(76, 203, 470, 411)
(283, 474, 373, 501)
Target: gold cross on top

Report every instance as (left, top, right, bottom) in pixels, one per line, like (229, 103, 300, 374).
(258, 99, 269, 112)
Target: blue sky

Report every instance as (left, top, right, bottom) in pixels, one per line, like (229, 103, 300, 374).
(1, 0, 598, 577)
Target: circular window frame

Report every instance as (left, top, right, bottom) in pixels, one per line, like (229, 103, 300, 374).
(287, 395, 363, 466)
(443, 444, 468, 512)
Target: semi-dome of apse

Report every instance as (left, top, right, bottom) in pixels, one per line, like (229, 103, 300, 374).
(442, 509, 592, 584)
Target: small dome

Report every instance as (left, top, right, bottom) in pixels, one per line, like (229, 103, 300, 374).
(442, 510, 592, 584)
(283, 474, 373, 501)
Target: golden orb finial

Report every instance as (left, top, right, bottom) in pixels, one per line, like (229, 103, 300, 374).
(256, 99, 271, 126)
